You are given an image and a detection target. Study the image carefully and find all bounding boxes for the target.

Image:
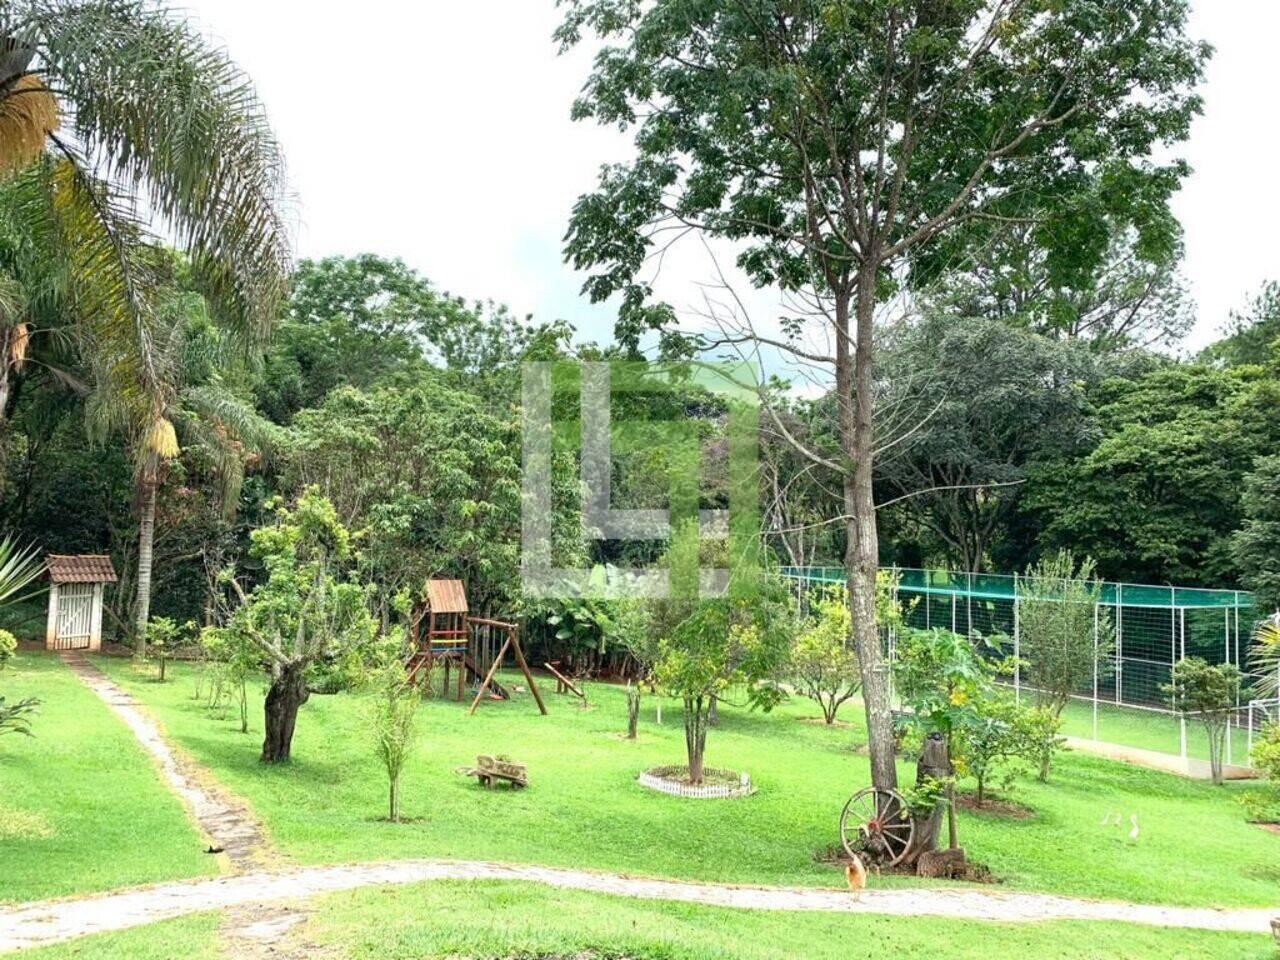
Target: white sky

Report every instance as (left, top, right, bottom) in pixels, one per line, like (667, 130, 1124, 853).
(185, 1, 1280, 354)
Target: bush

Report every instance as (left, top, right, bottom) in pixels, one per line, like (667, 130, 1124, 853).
(954, 694, 1060, 805)
(0, 629, 16, 672)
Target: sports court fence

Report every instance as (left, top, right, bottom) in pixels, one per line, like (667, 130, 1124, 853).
(781, 566, 1269, 769)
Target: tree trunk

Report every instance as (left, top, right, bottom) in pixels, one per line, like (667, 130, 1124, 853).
(626, 681, 640, 739)
(1209, 723, 1224, 785)
(261, 664, 309, 763)
(840, 271, 896, 793)
(132, 480, 158, 657)
(388, 776, 400, 822)
(708, 694, 719, 727)
(684, 696, 708, 784)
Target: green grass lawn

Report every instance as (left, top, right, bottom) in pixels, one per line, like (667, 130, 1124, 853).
(0, 651, 217, 903)
(9, 887, 1269, 960)
(303, 880, 1273, 960)
(1057, 697, 1255, 767)
(92, 654, 1280, 909)
(15, 914, 220, 960)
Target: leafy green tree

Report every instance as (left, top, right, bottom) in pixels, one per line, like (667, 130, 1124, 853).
(1027, 363, 1280, 585)
(650, 527, 793, 784)
(1164, 657, 1243, 786)
(283, 379, 527, 619)
(558, 0, 1206, 793)
(197, 623, 257, 734)
(361, 649, 420, 823)
(142, 615, 191, 683)
(215, 490, 379, 763)
(895, 627, 1010, 850)
(931, 222, 1194, 350)
(1015, 551, 1114, 735)
(1201, 282, 1280, 368)
(1232, 457, 1280, 616)
(789, 588, 859, 725)
(953, 693, 1060, 804)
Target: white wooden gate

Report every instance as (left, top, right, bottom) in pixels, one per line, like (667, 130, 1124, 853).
(53, 583, 94, 650)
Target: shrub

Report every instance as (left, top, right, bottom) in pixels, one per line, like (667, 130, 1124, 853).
(0, 629, 16, 672)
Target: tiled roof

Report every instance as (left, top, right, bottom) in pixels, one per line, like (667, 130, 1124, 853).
(46, 554, 117, 584)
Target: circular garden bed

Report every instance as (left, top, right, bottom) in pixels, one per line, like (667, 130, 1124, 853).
(637, 765, 755, 799)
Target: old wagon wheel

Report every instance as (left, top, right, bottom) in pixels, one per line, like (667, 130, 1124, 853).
(839, 787, 914, 867)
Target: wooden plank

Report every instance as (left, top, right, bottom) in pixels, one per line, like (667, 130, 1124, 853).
(543, 662, 584, 699)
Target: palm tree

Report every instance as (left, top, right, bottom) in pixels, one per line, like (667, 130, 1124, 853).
(0, 1, 291, 650)
(88, 284, 280, 651)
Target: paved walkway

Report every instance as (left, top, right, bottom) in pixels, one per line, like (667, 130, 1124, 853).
(1, 857, 1274, 952)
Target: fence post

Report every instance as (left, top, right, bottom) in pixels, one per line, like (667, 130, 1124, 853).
(1092, 601, 1100, 741)
(1179, 607, 1187, 761)
(1115, 584, 1123, 706)
(1013, 593, 1021, 704)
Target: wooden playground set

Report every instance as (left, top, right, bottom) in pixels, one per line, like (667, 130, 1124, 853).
(405, 578, 547, 715)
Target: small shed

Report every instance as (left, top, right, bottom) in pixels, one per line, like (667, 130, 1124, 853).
(45, 555, 116, 652)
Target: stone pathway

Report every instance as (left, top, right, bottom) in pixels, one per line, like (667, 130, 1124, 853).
(1, 858, 1274, 953)
(59, 652, 273, 871)
(58, 652, 302, 956)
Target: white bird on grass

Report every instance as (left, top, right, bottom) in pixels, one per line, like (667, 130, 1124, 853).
(1128, 814, 1140, 842)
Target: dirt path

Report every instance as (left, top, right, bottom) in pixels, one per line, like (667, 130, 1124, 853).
(1, 857, 1274, 953)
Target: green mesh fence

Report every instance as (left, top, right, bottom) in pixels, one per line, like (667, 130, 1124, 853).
(781, 566, 1262, 767)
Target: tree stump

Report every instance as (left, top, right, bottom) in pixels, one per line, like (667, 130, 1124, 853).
(917, 847, 967, 879)
(903, 732, 952, 867)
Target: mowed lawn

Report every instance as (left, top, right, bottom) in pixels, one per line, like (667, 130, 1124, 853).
(308, 881, 1270, 960)
(0, 651, 217, 903)
(93, 656, 1280, 909)
(11, 887, 1270, 960)
(16, 915, 221, 960)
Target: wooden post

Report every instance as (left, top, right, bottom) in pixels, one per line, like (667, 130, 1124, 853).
(89, 582, 104, 651)
(508, 626, 548, 715)
(45, 583, 59, 650)
(469, 635, 512, 715)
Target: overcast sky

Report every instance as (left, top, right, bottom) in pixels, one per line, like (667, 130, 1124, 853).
(185, 1, 1280, 354)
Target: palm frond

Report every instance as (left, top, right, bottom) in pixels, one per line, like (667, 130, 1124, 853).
(0, 72, 58, 177)
(0, 534, 45, 607)
(6, 154, 170, 437)
(1251, 617, 1280, 701)
(24, 0, 292, 339)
